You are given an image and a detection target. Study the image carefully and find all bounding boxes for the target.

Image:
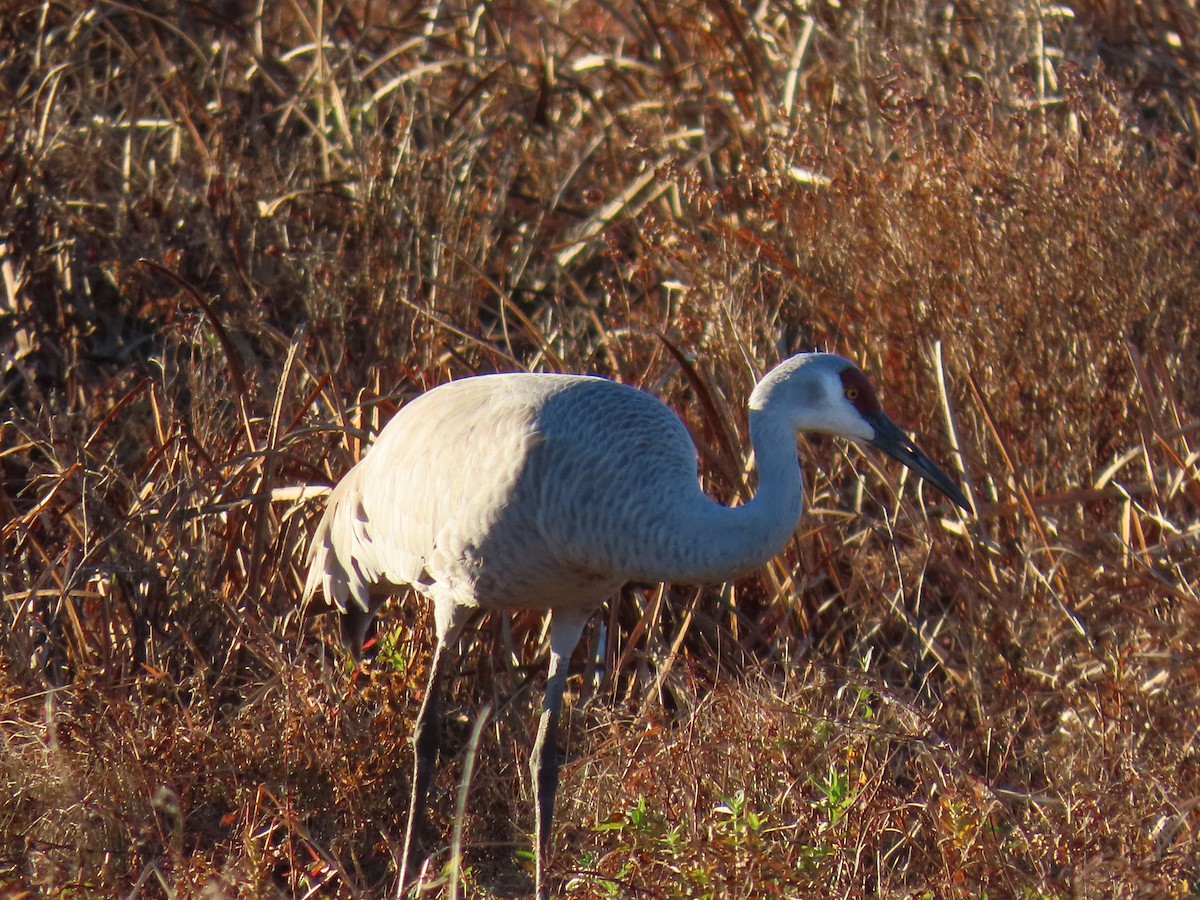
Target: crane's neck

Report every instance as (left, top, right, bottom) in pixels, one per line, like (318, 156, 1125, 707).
(644, 405, 805, 585)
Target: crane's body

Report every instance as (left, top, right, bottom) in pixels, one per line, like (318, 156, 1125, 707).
(308, 372, 806, 636)
(303, 352, 969, 898)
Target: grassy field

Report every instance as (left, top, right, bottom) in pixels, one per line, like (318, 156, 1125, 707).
(3, 1, 1199, 896)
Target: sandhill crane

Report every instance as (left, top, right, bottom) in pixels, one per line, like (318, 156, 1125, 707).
(303, 352, 969, 898)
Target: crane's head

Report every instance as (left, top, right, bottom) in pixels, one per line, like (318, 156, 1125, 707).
(750, 353, 970, 511)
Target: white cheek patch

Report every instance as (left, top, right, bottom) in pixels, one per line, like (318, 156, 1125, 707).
(810, 369, 876, 442)
(826, 403, 876, 442)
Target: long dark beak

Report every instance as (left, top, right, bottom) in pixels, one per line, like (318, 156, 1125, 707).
(866, 412, 970, 512)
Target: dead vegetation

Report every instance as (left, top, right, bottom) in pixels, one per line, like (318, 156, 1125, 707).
(2, 0, 1198, 896)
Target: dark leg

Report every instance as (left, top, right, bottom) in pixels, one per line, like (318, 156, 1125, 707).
(530, 608, 591, 899)
(398, 601, 471, 897)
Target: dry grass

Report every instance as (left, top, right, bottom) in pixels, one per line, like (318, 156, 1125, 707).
(2, 0, 1199, 896)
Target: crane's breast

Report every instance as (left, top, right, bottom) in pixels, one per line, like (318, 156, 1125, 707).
(520, 378, 704, 580)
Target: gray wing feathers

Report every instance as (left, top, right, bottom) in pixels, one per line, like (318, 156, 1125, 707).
(302, 465, 377, 616)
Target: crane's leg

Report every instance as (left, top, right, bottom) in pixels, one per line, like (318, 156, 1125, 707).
(398, 601, 472, 897)
(530, 608, 591, 899)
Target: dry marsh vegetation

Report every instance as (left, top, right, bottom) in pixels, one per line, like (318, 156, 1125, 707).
(2, 0, 1198, 896)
